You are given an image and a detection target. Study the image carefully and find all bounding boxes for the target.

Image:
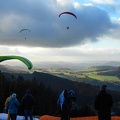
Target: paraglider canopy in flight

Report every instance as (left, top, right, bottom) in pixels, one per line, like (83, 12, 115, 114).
(0, 55, 33, 70)
(59, 12, 77, 30)
(19, 29, 31, 33)
(19, 29, 31, 39)
(59, 12, 77, 19)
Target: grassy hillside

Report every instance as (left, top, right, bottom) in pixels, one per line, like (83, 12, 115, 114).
(1, 64, 120, 91)
(87, 74, 119, 82)
(1, 68, 120, 115)
(38, 66, 120, 91)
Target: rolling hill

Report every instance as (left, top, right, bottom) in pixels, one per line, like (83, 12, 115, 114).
(1, 65, 120, 115)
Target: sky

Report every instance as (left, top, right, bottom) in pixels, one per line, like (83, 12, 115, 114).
(0, 0, 120, 68)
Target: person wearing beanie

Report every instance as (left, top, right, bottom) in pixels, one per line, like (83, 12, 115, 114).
(8, 93, 20, 120)
(101, 85, 107, 91)
(94, 85, 113, 120)
(4, 92, 14, 120)
(21, 89, 35, 120)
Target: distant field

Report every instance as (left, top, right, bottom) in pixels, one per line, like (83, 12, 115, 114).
(37, 68, 120, 83)
(86, 74, 120, 82)
(49, 70, 119, 81)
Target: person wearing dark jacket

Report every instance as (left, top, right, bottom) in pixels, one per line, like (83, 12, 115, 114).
(94, 85, 113, 120)
(21, 89, 35, 120)
(57, 90, 70, 120)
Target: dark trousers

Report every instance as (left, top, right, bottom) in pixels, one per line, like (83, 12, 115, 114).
(61, 110, 70, 120)
(61, 116, 70, 120)
(10, 114, 17, 120)
(24, 109, 33, 120)
(98, 111, 111, 120)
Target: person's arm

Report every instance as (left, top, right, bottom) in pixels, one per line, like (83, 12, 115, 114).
(14, 99, 20, 107)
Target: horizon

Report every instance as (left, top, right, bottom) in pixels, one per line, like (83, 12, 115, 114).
(1, 60, 120, 70)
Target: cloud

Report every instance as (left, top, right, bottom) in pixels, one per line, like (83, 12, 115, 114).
(1, 42, 120, 63)
(0, 0, 119, 48)
(91, 0, 114, 4)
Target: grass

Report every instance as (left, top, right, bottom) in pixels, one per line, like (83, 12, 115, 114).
(87, 74, 120, 82)
(35, 68, 120, 83)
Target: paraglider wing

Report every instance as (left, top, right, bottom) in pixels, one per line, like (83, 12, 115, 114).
(19, 29, 31, 33)
(59, 12, 77, 19)
(0, 55, 33, 70)
(19, 29, 31, 39)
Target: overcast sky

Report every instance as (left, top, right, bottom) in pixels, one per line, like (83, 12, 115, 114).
(0, 0, 120, 68)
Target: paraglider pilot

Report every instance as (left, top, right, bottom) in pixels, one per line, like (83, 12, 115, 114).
(57, 89, 78, 120)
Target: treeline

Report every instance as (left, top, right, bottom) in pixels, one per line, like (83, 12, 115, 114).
(0, 70, 59, 116)
(0, 70, 95, 117)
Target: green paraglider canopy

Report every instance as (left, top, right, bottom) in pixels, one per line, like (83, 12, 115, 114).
(0, 55, 33, 70)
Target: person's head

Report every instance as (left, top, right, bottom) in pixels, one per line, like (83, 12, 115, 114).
(68, 90, 76, 101)
(26, 89, 30, 94)
(68, 90, 75, 96)
(100, 85, 107, 91)
(12, 93, 16, 98)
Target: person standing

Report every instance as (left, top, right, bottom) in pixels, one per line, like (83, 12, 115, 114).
(8, 93, 20, 120)
(4, 92, 13, 120)
(57, 90, 70, 120)
(68, 90, 78, 117)
(21, 89, 35, 120)
(94, 85, 113, 120)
